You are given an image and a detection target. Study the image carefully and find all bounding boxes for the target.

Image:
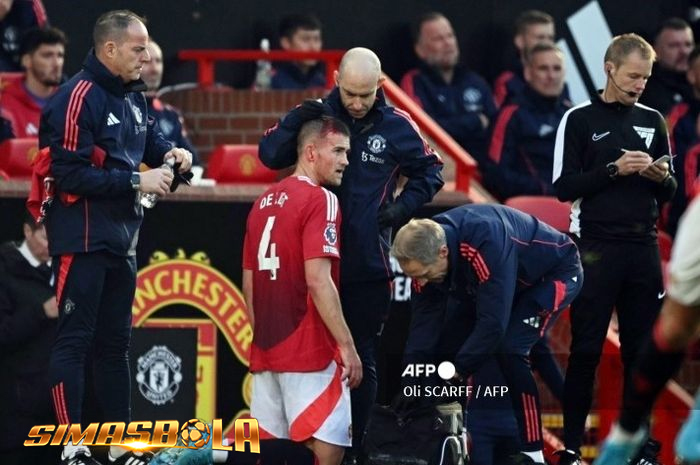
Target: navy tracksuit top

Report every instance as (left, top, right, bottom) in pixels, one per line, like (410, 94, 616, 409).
(40, 50, 173, 257)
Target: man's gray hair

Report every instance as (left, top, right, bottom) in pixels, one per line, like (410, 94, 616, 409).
(93, 10, 145, 48)
(391, 218, 446, 265)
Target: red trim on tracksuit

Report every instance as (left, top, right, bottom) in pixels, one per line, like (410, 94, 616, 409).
(459, 242, 491, 283)
(493, 70, 514, 108)
(666, 102, 689, 154)
(399, 69, 422, 107)
(288, 363, 343, 442)
(541, 280, 567, 337)
(56, 254, 74, 305)
(32, 0, 48, 27)
(488, 104, 519, 163)
(51, 382, 70, 425)
(522, 392, 541, 442)
(258, 425, 276, 440)
(63, 80, 93, 152)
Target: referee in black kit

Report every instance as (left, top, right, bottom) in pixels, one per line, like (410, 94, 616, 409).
(551, 33, 676, 465)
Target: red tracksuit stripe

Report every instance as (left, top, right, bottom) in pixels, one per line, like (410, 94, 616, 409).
(52, 383, 70, 424)
(32, 0, 48, 26)
(493, 71, 514, 108)
(63, 81, 92, 152)
(56, 254, 74, 305)
(460, 243, 491, 282)
(400, 69, 422, 107)
(488, 104, 518, 163)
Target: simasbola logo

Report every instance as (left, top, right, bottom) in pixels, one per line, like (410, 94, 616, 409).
(131, 249, 253, 437)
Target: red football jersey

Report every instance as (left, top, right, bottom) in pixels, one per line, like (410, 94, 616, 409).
(243, 176, 341, 372)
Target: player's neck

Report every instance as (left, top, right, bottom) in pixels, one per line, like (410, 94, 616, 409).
(293, 165, 319, 185)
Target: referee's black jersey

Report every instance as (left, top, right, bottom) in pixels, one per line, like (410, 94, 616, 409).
(552, 96, 677, 243)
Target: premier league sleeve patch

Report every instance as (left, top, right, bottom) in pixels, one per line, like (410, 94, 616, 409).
(323, 223, 339, 255)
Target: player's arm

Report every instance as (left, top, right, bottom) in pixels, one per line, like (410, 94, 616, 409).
(304, 257, 362, 388)
(241, 268, 254, 329)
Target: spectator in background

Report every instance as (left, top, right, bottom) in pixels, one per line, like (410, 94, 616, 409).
(494, 10, 558, 108)
(639, 17, 694, 115)
(0, 0, 48, 71)
(0, 26, 64, 138)
(400, 12, 496, 165)
(141, 38, 200, 165)
(270, 13, 325, 90)
(666, 45, 700, 236)
(0, 211, 58, 465)
(260, 47, 444, 461)
(487, 42, 570, 199)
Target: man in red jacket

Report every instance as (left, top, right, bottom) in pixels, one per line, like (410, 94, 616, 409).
(0, 26, 65, 137)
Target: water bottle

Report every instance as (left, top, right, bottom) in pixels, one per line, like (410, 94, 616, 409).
(140, 158, 175, 209)
(254, 38, 272, 90)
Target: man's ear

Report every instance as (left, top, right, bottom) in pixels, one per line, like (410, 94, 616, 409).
(377, 75, 386, 88)
(20, 53, 30, 71)
(280, 36, 291, 51)
(439, 244, 449, 258)
(333, 69, 339, 86)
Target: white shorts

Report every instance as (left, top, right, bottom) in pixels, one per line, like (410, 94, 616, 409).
(669, 198, 700, 307)
(250, 360, 352, 447)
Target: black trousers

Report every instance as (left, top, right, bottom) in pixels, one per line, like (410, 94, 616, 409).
(562, 238, 663, 453)
(49, 250, 137, 426)
(340, 279, 391, 451)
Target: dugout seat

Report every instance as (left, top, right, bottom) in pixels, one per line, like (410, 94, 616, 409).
(206, 144, 277, 184)
(0, 137, 39, 178)
(504, 195, 572, 233)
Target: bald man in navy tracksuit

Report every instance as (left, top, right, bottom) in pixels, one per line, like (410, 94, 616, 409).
(392, 204, 583, 465)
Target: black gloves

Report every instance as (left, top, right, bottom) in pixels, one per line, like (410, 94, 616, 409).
(169, 162, 193, 192)
(295, 99, 334, 123)
(377, 202, 411, 229)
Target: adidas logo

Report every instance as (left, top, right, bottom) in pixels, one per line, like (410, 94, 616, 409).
(633, 126, 655, 149)
(523, 316, 541, 328)
(107, 112, 121, 126)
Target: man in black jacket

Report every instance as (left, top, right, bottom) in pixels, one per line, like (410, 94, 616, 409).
(552, 33, 676, 465)
(0, 212, 57, 465)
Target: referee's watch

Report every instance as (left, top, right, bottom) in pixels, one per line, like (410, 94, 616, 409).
(606, 162, 619, 179)
(130, 172, 141, 190)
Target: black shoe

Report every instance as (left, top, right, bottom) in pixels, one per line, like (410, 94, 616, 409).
(108, 450, 154, 465)
(509, 452, 545, 464)
(632, 439, 662, 465)
(553, 449, 582, 465)
(61, 449, 103, 465)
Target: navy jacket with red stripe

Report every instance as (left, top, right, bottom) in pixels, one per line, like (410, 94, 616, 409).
(39, 50, 172, 257)
(487, 86, 571, 199)
(259, 87, 444, 283)
(417, 204, 580, 377)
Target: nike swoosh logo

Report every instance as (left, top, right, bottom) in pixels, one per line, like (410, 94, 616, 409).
(592, 131, 611, 141)
(658, 290, 666, 299)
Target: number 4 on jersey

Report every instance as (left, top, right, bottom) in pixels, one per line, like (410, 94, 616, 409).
(258, 216, 280, 280)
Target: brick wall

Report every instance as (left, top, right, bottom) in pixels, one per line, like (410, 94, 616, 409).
(160, 87, 326, 165)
